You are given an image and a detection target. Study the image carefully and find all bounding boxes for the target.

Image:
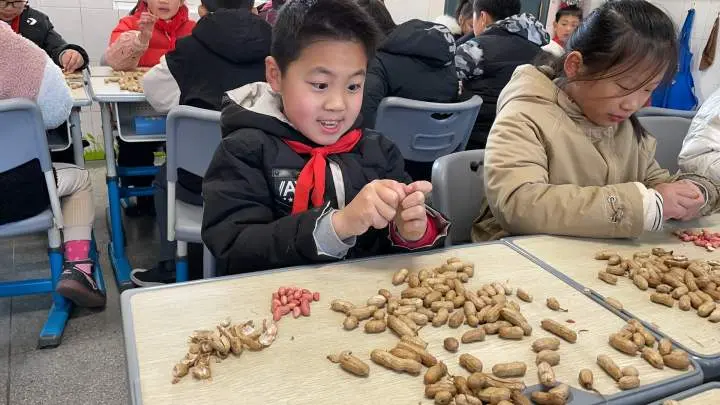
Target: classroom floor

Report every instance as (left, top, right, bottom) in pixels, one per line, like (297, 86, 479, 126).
(0, 161, 156, 405)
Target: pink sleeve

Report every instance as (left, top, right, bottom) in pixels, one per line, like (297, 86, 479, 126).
(104, 31, 147, 70)
(389, 214, 443, 249)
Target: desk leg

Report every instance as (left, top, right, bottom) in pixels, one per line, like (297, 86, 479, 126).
(69, 107, 85, 168)
(101, 103, 134, 291)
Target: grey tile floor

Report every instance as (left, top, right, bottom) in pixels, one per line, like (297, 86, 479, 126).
(0, 161, 159, 405)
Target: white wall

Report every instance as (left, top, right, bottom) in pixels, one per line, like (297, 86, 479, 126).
(384, 0, 445, 24)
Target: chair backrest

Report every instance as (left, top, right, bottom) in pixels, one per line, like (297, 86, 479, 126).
(0, 99, 53, 173)
(638, 116, 692, 174)
(431, 149, 485, 246)
(637, 106, 697, 119)
(374, 96, 483, 162)
(166, 105, 222, 182)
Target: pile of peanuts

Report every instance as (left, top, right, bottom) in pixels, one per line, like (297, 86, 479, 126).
(171, 318, 277, 384)
(327, 257, 568, 405)
(271, 286, 320, 321)
(64, 72, 83, 89)
(674, 229, 720, 251)
(596, 248, 720, 321)
(609, 320, 690, 370)
(105, 69, 149, 93)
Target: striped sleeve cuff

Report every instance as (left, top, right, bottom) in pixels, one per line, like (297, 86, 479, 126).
(636, 183, 664, 232)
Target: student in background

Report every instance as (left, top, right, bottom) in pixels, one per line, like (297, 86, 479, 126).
(455, 0, 549, 151)
(0, 0, 89, 73)
(105, 0, 195, 71)
(1, 0, 91, 163)
(679, 88, 720, 184)
(104, 0, 196, 217)
(474, 0, 719, 242)
(362, 17, 462, 180)
(542, 5, 582, 57)
(0, 21, 104, 307)
(201, 0, 448, 274)
(134, 0, 272, 286)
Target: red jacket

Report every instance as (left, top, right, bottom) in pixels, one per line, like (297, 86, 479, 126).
(109, 3, 195, 67)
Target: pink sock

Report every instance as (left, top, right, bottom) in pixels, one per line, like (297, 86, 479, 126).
(65, 240, 92, 275)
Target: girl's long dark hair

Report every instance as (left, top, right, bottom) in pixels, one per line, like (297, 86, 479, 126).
(536, 0, 678, 140)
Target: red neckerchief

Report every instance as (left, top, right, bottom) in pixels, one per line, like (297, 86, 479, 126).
(133, 1, 189, 51)
(553, 35, 564, 47)
(283, 129, 363, 214)
(10, 15, 20, 33)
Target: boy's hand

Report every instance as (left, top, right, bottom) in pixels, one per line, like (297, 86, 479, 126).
(395, 181, 432, 241)
(332, 180, 406, 240)
(60, 50, 84, 73)
(138, 12, 158, 44)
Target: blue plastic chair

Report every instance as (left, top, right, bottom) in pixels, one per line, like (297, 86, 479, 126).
(374, 96, 483, 162)
(0, 99, 105, 348)
(431, 150, 485, 246)
(166, 106, 222, 281)
(638, 115, 693, 174)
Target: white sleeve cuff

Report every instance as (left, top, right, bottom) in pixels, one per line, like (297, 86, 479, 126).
(635, 182, 664, 232)
(313, 206, 356, 259)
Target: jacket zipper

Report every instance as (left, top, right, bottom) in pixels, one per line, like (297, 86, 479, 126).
(608, 195, 623, 223)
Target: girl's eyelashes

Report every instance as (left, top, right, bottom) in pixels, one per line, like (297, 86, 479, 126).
(347, 83, 362, 93)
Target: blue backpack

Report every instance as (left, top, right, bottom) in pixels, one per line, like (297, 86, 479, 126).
(652, 9, 698, 111)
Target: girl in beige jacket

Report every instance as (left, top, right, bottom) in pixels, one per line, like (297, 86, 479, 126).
(474, 0, 719, 241)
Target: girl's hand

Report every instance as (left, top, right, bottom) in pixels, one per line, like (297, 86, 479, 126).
(137, 12, 157, 44)
(654, 181, 704, 220)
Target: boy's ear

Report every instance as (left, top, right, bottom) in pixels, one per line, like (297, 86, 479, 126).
(563, 51, 583, 79)
(265, 56, 283, 93)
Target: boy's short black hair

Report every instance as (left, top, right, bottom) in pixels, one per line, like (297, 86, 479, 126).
(202, 0, 254, 12)
(555, 5, 583, 22)
(272, 0, 382, 73)
(472, 0, 521, 22)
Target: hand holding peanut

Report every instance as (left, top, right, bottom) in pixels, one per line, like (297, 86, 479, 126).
(394, 181, 432, 241)
(332, 179, 406, 240)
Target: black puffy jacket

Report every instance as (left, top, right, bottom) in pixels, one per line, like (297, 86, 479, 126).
(15, 6, 89, 70)
(202, 83, 438, 274)
(455, 14, 549, 150)
(166, 8, 271, 111)
(362, 19, 460, 129)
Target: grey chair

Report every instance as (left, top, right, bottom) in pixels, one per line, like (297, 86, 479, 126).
(637, 106, 697, 119)
(0, 99, 68, 347)
(166, 106, 222, 281)
(638, 116, 693, 174)
(431, 149, 485, 246)
(374, 96, 483, 162)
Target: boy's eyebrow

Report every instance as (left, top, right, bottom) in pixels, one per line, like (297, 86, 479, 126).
(309, 67, 367, 77)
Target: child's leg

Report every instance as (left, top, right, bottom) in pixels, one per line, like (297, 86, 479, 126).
(53, 163, 105, 307)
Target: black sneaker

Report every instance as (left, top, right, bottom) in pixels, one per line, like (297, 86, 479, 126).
(131, 260, 176, 287)
(56, 260, 107, 308)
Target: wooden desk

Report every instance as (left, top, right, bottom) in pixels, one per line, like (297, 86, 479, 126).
(650, 382, 720, 404)
(121, 243, 700, 405)
(507, 215, 720, 380)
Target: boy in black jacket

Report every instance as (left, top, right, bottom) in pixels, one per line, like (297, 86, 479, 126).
(0, 1, 88, 72)
(201, 0, 448, 274)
